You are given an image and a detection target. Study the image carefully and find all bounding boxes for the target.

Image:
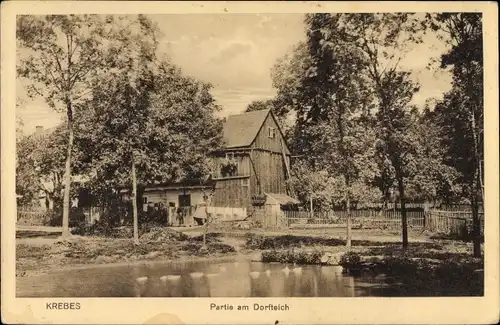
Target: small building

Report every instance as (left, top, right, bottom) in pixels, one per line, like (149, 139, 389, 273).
(210, 109, 297, 224)
(252, 192, 301, 228)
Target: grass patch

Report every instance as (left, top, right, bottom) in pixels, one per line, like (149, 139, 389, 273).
(261, 249, 323, 265)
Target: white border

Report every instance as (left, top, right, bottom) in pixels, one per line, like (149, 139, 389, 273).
(2, 2, 499, 324)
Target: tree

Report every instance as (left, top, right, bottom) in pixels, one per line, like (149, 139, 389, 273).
(272, 14, 377, 248)
(337, 13, 424, 249)
(404, 107, 463, 204)
(77, 18, 223, 243)
(428, 13, 484, 257)
(34, 127, 67, 212)
(288, 160, 337, 214)
(17, 15, 120, 237)
(245, 100, 274, 113)
(16, 133, 40, 207)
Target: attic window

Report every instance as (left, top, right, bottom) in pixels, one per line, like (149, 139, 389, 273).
(268, 127, 276, 139)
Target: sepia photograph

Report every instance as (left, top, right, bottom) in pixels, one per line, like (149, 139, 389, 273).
(2, 1, 499, 324)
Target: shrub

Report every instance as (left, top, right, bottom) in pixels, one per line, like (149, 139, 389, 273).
(70, 218, 114, 237)
(339, 251, 362, 270)
(182, 242, 236, 255)
(261, 249, 323, 265)
(245, 233, 266, 249)
(191, 233, 223, 243)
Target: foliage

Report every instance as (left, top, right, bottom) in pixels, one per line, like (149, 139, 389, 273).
(244, 234, 396, 250)
(70, 16, 223, 239)
(16, 134, 41, 206)
(261, 249, 323, 265)
(78, 58, 223, 191)
(220, 157, 238, 177)
(245, 99, 274, 113)
(339, 251, 362, 270)
(426, 13, 484, 257)
(287, 160, 338, 211)
(17, 14, 127, 236)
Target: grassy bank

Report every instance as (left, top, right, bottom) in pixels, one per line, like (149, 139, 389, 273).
(16, 229, 236, 277)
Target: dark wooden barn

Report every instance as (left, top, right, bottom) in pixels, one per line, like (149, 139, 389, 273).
(211, 109, 297, 213)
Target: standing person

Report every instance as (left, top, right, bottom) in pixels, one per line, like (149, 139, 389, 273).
(177, 207, 184, 226)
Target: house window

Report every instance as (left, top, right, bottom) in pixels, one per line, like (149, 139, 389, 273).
(221, 153, 238, 177)
(143, 197, 148, 204)
(241, 178, 249, 187)
(268, 127, 276, 139)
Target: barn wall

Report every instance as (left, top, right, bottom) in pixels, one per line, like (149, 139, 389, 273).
(212, 177, 251, 210)
(250, 150, 288, 196)
(252, 113, 290, 155)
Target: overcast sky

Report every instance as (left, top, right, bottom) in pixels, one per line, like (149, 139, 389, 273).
(17, 14, 452, 134)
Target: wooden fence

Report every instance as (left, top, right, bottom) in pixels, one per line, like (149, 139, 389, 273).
(17, 209, 48, 226)
(427, 210, 484, 236)
(285, 210, 425, 229)
(283, 209, 482, 235)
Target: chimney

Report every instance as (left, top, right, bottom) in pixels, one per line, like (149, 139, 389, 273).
(35, 126, 44, 136)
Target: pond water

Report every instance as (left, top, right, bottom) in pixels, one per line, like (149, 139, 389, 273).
(17, 258, 394, 297)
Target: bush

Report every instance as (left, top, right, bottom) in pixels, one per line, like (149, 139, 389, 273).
(191, 233, 224, 243)
(139, 227, 188, 242)
(70, 218, 115, 237)
(261, 249, 323, 265)
(182, 242, 236, 255)
(245, 234, 347, 250)
(339, 251, 362, 270)
(245, 233, 266, 249)
(382, 256, 419, 276)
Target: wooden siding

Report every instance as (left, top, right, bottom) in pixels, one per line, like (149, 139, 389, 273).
(251, 113, 290, 155)
(211, 154, 251, 178)
(250, 150, 287, 196)
(211, 111, 292, 210)
(212, 177, 251, 210)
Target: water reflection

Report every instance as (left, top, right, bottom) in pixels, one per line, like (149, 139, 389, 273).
(17, 259, 387, 297)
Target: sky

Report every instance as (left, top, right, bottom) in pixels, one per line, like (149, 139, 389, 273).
(16, 14, 452, 134)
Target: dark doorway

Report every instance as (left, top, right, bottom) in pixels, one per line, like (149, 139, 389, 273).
(178, 194, 191, 207)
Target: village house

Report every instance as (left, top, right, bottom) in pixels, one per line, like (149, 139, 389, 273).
(126, 109, 300, 227)
(210, 109, 299, 221)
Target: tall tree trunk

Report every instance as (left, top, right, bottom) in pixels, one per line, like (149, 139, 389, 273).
(309, 196, 314, 218)
(397, 176, 408, 249)
(471, 196, 481, 258)
(131, 155, 139, 245)
(61, 104, 74, 237)
(345, 176, 352, 249)
(201, 187, 213, 250)
(471, 167, 482, 258)
(346, 193, 352, 249)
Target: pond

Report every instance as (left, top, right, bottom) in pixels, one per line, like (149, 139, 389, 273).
(17, 258, 396, 297)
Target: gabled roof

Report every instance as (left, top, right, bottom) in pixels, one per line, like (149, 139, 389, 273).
(222, 109, 271, 148)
